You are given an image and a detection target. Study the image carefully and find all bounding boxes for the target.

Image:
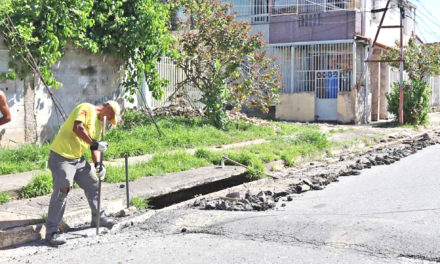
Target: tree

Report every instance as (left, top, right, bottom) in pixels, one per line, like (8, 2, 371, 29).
(170, 0, 282, 128)
(0, 0, 173, 101)
(382, 36, 440, 125)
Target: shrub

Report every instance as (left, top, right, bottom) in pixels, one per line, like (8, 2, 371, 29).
(387, 80, 431, 125)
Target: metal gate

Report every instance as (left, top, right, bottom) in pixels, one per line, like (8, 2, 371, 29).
(315, 70, 338, 121)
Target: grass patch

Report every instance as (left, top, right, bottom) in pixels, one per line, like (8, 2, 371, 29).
(130, 196, 148, 210)
(104, 111, 310, 159)
(20, 171, 53, 198)
(0, 144, 50, 175)
(195, 130, 330, 179)
(105, 151, 210, 183)
(0, 192, 12, 204)
(0, 112, 316, 175)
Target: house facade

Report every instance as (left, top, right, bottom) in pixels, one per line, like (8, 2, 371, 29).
(229, 0, 417, 123)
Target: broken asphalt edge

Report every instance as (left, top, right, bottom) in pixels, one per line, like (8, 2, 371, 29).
(1, 129, 438, 250)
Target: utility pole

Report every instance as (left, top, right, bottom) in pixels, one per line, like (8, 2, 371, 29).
(357, 0, 406, 124)
(398, 0, 405, 125)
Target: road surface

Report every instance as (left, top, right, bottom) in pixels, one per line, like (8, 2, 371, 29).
(2, 145, 440, 263)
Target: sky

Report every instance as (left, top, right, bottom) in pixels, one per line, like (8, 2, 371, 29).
(412, 0, 440, 43)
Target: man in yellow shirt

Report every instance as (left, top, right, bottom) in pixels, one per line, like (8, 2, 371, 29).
(45, 100, 121, 246)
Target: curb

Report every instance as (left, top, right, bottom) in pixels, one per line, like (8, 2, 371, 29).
(0, 198, 124, 249)
(1, 129, 438, 249)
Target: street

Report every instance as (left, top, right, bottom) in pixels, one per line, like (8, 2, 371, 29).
(2, 144, 440, 264)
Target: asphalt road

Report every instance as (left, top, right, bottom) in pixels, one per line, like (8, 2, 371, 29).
(2, 145, 440, 264)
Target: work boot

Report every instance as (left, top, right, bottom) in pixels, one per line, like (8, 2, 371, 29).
(91, 211, 116, 229)
(45, 232, 66, 247)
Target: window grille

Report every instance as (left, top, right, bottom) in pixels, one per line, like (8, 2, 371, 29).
(266, 41, 357, 94)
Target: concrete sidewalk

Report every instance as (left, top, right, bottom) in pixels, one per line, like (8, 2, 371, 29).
(0, 165, 246, 248)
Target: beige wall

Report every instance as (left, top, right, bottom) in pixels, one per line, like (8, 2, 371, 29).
(337, 90, 356, 123)
(275, 93, 315, 121)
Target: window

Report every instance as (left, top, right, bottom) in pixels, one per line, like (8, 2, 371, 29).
(299, 14, 321, 27)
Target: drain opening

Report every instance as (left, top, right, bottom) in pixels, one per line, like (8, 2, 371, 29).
(148, 174, 251, 209)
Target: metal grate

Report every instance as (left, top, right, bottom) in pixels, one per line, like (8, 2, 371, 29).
(266, 41, 356, 94)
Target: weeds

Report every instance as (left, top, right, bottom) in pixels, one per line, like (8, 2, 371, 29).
(0, 192, 11, 204)
(20, 171, 53, 198)
(0, 144, 50, 174)
(105, 152, 210, 183)
(130, 196, 148, 210)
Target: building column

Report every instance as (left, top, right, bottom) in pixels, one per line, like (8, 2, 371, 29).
(23, 74, 37, 144)
(379, 62, 389, 119)
(369, 49, 381, 121)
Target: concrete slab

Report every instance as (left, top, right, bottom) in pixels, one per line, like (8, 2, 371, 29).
(0, 165, 246, 248)
(0, 170, 42, 193)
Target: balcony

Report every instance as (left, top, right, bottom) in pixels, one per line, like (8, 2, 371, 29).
(272, 0, 360, 15)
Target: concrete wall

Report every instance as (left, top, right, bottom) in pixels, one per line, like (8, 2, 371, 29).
(0, 40, 128, 146)
(337, 91, 356, 123)
(430, 76, 440, 111)
(0, 40, 26, 147)
(269, 11, 361, 44)
(275, 92, 315, 121)
(34, 45, 125, 142)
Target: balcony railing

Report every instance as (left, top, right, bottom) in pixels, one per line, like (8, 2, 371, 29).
(228, 0, 359, 24)
(272, 0, 359, 15)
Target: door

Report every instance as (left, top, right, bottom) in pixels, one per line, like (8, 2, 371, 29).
(315, 70, 338, 121)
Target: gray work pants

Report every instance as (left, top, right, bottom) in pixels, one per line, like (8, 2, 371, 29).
(45, 151, 99, 235)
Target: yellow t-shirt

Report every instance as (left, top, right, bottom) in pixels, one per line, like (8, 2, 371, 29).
(51, 103, 102, 159)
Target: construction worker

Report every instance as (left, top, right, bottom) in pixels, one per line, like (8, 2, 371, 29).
(45, 100, 121, 246)
(0, 90, 11, 126)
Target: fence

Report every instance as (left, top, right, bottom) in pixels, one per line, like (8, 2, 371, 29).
(149, 57, 203, 108)
(265, 40, 356, 94)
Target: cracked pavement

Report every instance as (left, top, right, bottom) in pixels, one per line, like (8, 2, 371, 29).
(2, 144, 440, 263)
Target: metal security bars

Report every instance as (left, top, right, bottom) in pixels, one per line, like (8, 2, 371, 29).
(265, 40, 358, 95)
(152, 57, 203, 108)
(229, 0, 269, 24)
(272, 0, 359, 15)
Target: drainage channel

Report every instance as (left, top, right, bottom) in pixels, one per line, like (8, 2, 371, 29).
(148, 173, 251, 209)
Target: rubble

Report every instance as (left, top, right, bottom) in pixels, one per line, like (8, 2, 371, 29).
(192, 132, 440, 212)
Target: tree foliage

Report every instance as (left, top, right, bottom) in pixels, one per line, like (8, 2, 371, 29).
(382, 36, 440, 125)
(382, 36, 440, 81)
(0, 0, 173, 100)
(170, 0, 282, 128)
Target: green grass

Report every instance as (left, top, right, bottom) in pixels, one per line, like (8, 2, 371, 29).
(130, 196, 148, 210)
(105, 151, 210, 183)
(0, 192, 12, 204)
(195, 130, 330, 178)
(11, 127, 331, 198)
(0, 144, 50, 175)
(104, 112, 308, 159)
(20, 171, 53, 198)
(0, 112, 313, 175)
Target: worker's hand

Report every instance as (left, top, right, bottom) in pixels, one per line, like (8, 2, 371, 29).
(91, 140, 108, 152)
(94, 163, 106, 181)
